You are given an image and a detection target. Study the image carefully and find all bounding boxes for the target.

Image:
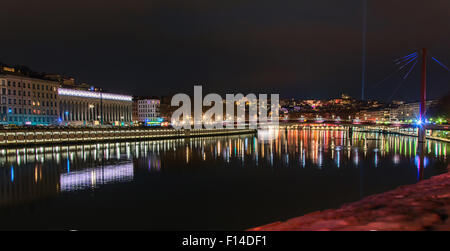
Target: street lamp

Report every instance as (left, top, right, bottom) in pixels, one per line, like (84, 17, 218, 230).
(89, 104, 95, 125)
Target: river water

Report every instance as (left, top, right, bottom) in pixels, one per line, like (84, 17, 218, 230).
(0, 128, 448, 230)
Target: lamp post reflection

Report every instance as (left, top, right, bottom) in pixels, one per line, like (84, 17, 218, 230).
(0, 127, 448, 207)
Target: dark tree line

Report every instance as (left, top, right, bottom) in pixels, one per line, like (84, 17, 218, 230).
(428, 91, 450, 121)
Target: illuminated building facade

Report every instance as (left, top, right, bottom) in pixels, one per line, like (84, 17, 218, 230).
(357, 100, 438, 123)
(0, 73, 60, 125)
(357, 109, 390, 122)
(58, 88, 133, 126)
(132, 97, 139, 124)
(136, 98, 160, 125)
(389, 101, 437, 122)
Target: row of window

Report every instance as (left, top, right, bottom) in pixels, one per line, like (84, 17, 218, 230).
(138, 109, 158, 112)
(1, 97, 57, 107)
(139, 112, 160, 116)
(0, 116, 55, 123)
(137, 100, 159, 103)
(1, 106, 58, 116)
(139, 113, 159, 116)
(2, 88, 56, 99)
(1, 79, 57, 92)
(137, 105, 159, 108)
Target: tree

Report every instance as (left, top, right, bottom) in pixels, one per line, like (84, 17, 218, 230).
(428, 91, 450, 122)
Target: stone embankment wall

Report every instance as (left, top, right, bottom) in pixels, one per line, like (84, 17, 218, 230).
(249, 169, 450, 231)
(0, 128, 256, 146)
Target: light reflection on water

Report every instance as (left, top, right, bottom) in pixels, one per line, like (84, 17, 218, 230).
(0, 129, 448, 230)
(59, 163, 134, 192)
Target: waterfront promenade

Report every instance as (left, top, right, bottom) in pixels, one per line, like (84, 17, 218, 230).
(0, 127, 256, 146)
(249, 167, 450, 231)
(1, 123, 449, 147)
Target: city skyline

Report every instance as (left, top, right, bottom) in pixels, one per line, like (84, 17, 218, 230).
(1, 0, 450, 101)
(0, 60, 445, 103)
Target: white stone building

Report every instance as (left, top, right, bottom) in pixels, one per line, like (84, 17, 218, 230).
(0, 73, 60, 125)
(58, 88, 133, 126)
(136, 99, 160, 124)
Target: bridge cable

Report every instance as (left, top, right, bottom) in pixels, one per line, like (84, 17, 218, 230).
(429, 53, 450, 94)
(402, 59, 418, 79)
(430, 56, 450, 72)
(394, 51, 418, 63)
(387, 58, 418, 101)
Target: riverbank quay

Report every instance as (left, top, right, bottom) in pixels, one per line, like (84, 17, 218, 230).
(280, 123, 450, 143)
(249, 169, 450, 231)
(353, 126, 450, 143)
(0, 127, 256, 147)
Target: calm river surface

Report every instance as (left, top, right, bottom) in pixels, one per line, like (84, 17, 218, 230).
(0, 128, 448, 230)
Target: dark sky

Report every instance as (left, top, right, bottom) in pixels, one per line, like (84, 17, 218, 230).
(1, 0, 449, 101)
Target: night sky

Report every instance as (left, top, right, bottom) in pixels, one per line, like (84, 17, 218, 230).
(1, 0, 449, 101)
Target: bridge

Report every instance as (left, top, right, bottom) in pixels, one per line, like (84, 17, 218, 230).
(280, 119, 449, 131)
(278, 121, 450, 143)
(363, 48, 450, 142)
